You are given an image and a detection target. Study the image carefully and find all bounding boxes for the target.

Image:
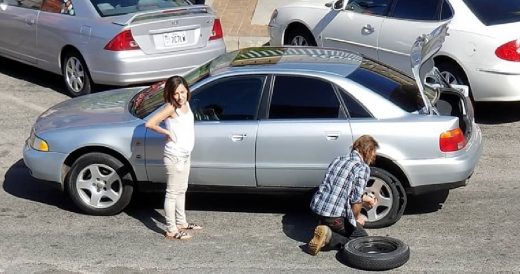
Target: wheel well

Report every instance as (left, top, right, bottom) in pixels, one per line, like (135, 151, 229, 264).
(62, 146, 137, 188)
(434, 56, 468, 82)
(60, 45, 81, 69)
(373, 156, 410, 190)
(284, 22, 316, 45)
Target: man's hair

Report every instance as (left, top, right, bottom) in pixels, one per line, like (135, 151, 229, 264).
(163, 75, 191, 107)
(352, 135, 379, 165)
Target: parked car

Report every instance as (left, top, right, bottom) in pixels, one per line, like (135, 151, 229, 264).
(269, 0, 520, 102)
(23, 24, 482, 228)
(0, 0, 225, 97)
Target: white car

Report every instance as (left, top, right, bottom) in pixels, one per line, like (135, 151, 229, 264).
(269, 0, 520, 102)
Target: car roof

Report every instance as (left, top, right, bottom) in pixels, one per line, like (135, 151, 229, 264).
(209, 47, 364, 77)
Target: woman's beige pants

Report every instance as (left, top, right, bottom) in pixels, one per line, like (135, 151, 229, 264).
(163, 154, 191, 234)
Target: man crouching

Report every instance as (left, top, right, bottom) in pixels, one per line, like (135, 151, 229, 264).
(307, 135, 379, 255)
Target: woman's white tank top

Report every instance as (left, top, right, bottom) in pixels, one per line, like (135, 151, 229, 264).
(164, 103, 195, 157)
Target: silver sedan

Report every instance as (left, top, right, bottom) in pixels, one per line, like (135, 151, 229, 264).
(0, 0, 225, 97)
(23, 24, 482, 228)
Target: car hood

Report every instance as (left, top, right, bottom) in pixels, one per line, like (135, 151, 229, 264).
(410, 22, 450, 114)
(34, 87, 143, 133)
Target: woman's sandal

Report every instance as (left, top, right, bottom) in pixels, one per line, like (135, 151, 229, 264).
(179, 223, 203, 230)
(165, 231, 192, 240)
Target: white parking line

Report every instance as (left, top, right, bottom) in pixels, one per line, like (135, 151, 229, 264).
(1, 93, 47, 113)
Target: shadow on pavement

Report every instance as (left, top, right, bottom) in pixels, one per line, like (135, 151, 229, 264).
(404, 190, 449, 215)
(2, 159, 79, 213)
(474, 102, 520, 124)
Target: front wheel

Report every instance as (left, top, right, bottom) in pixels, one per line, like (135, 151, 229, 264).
(362, 167, 407, 228)
(67, 153, 134, 215)
(284, 28, 316, 46)
(62, 51, 94, 97)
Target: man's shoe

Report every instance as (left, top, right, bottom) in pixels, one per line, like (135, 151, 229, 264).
(307, 225, 331, 256)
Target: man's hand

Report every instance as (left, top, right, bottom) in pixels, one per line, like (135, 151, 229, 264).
(362, 193, 378, 210)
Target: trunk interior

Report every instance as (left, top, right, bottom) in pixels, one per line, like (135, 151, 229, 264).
(435, 89, 473, 139)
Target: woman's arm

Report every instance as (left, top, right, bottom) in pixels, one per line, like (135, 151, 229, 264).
(145, 104, 175, 141)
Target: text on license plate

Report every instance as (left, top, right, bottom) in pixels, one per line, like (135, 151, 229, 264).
(163, 31, 187, 47)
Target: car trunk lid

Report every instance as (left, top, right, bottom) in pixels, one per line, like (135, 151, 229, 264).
(110, 6, 216, 54)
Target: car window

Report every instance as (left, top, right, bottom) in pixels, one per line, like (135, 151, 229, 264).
(440, 0, 453, 20)
(5, 0, 42, 9)
(390, 0, 441, 21)
(41, 0, 75, 15)
(463, 0, 520, 26)
(346, 0, 392, 16)
(269, 76, 342, 119)
(191, 75, 266, 121)
(346, 60, 425, 112)
(90, 0, 191, 17)
(337, 87, 372, 118)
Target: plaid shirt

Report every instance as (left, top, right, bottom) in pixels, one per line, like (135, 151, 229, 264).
(310, 150, 370, 227)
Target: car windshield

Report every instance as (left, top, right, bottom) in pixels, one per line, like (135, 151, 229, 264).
(130, 51, 239, 119)
(347, 58, 436, 113)
(463, 0, 520, 26)
(90, 0, 191, 17)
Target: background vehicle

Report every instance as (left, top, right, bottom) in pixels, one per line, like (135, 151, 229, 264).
(269, 0, 520, 102)
(0, 0, 225, 97)
(23, 26, 482, 228)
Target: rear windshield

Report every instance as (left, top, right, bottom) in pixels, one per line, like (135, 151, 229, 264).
(463, 0, 520, 26)
(346, 59, 425, 112)
(91, 0, 191, 17)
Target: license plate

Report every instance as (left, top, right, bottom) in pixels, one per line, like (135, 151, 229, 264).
(163, 31, 187, 47)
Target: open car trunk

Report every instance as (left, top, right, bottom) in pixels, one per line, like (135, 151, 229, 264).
(434, 87, 474, 140)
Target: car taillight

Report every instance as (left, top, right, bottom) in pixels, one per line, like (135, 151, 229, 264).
(495, 40, 520, 62)
(104, 30, 140, 51)
(209, 19, 223, 41)
(439, 128, 466, 152)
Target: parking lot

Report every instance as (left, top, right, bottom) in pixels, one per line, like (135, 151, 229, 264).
(1, 55, 520, 272)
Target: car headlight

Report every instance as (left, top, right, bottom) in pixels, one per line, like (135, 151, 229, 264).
(28, 130, 49, 152)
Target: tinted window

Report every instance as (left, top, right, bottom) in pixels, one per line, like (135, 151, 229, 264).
(463, 0, 520, 26)
(41, 0, 75, 15)
(90, 0, 191, 17)
(338, 88, 372, 118)
(391, 0, 440, 21)
(5, 0, 42, 9)
(347, 0, 392, 16)
(346, 60, 424, 112)
(191, 76, 265, 121)
(440, 0, 453, 20)
(347, 0, 391, 15)
(269, 76, 341, 119)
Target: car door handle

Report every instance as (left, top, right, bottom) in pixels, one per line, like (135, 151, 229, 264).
(326, 132, 340, 141)
(231, 134, 247, 142)
(362, 24, 374, 34)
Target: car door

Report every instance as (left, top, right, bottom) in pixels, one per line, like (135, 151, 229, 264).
(0, 0, 41, 63)
(144, 74, 267, 187)
(320, 0, 392, 59)
(256, 75, 353, 188)
(378, 0, 452, 75)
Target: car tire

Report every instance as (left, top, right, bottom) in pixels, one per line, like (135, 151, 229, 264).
(62, 51, 94, 97)
(436, 61, 473, 102)
(362, 167, 407, 228)
(67, 153, 134, 215)
(284, 27, 317, 46)
(341, 236, 410, 271)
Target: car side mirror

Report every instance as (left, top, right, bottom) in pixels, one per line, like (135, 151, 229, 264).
(326, 0, 344, 10)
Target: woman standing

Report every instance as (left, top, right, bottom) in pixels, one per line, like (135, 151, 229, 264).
(145, 75, 202, 240)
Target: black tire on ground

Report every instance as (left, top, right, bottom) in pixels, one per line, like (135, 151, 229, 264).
(62, 51, 94, 97)
(363, 167, 407, 228)
(284, 27, 317, 46)
(342, 236, 410, 271)
(67, 153, 134, 215)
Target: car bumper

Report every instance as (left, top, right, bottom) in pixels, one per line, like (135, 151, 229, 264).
(268, 24, 284, 47)
(23, 143, 67, 190)
(470, 68, 520, 102)
(399, 124, 482, 194)
(88, 40, 226, 86)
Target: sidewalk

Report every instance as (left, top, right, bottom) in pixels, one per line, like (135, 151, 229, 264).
(207, 0, 295, 51)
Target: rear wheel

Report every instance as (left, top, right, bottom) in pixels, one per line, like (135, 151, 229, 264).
(284, 27, 316, 46)
(62, 51, 94, 97)
(436, 61, 474, 103)
(67, 153, 134, 215)
(362, 167, 407, 228)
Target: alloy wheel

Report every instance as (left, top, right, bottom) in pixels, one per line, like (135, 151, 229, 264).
(64, 56, 85, 94)
(363, 177, 394, 222)
(75, 163, 122, 209)
(290, 35, 309, 46)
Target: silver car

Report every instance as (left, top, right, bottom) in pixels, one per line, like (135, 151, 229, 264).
(23, 24, 482, 228)
(0, 0, 225, 97)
